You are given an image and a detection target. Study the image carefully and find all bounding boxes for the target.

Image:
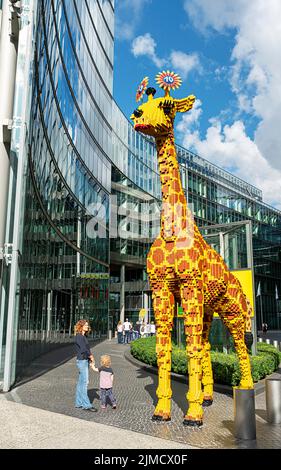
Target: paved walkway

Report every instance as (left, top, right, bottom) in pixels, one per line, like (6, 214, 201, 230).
(0, 396, 188, 449)
(1, 338, 281, 449)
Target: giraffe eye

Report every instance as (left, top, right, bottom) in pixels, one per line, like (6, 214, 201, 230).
(133, 109, 143, 118)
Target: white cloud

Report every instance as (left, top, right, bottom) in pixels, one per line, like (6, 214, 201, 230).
(115, 0, 151, 41)
(177, 106, 281, 208)
(181, 0, 281, 207)
(170, 51, 201, 79)
(131, 33, 201, 79)
(176, 99, 202, 131)
(116, 23, 135, 41)
(131, 33, 166, 68)
(184, 0, 245, 33)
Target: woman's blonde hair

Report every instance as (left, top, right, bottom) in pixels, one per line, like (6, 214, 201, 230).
(100, 355, 111, 367)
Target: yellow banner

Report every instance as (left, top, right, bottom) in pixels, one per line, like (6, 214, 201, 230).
(139, 308, 146, 319)
(214, 268, 255, 317)
(177, 269, 255, 317)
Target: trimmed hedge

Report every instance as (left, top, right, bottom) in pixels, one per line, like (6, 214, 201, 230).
(130, 337, 281, 387)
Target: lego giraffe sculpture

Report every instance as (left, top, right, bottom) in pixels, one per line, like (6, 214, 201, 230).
(131, 72, 254, 426)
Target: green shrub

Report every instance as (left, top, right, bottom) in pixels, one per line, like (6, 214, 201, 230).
(130, 336, 157, 366)
(257, 343, 281, 367)
(210, 351, 240, 386)
(130, 337, 280, 386)
(171, 348, 188, 374)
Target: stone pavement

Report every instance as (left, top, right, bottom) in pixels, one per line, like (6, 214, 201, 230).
(0, 395, 188, 449)
(1, 338, 281, 449)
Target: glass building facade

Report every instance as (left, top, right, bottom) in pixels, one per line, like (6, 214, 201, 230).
(0, 0, 281, 389)
(18, 0, 115, 370)
(0, 0, 115, 387)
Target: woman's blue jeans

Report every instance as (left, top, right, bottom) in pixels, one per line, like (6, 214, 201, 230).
(75, 359, 92, 409)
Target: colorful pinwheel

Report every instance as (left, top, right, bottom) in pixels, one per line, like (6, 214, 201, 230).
(136, 76, 149, 102)
(155, 71, 182, 91)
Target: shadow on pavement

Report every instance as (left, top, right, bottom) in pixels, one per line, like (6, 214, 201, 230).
(88, 387, 100, 403)
(13, 339, 101, 389)
(135, 367, 158, 407)
(255, 408, 267, 421)
(212, 420, 258, 449)
(135, 366, 189, 416)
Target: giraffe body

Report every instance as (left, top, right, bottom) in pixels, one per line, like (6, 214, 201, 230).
(131, 84, 254, 426)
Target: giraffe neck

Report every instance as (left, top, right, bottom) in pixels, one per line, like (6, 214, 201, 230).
(156, 133, 191, 239)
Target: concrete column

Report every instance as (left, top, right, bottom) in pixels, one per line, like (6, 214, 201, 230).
(144, 292, 148, 323)
(0, 8, 3, 35)
(0, 0, 18, 252)
(234, 388, 256, 440)
(219, 232, 224, 259)
(231, 235, 238, 270)
(0, 0, 23, 391)
(266, 378, 281, 424)
(246, 221, 257, 356)
(77, 215, 81, 275)
(46, 291, 52, 338)
(224, 232, 229, 267)
(120, 264, 125, 324)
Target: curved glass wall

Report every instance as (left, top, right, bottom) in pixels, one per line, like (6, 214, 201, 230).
(111, 102, 161, 199)
(16, 0, 114, 374)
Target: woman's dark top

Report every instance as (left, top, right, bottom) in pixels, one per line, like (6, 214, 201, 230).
(75, 333, 91, 360)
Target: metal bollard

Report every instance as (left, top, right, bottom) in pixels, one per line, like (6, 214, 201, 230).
(108, 329, 112, 340)
(234, 388, 256, 440)
(273, 340, 279, 349)
(266, 339, 271, 344)
(265, 378, 281, 423)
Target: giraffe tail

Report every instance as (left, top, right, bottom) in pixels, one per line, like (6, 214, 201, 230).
(244, 297, 253, 350)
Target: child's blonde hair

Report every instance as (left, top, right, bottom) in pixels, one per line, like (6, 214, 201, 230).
(101, 354, 111, 367)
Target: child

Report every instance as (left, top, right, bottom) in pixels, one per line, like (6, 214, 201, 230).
(90, 355, 117, 409)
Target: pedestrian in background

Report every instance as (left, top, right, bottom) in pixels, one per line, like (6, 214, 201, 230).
(117, 321, 123, 344)
(135, 321, 141, 339)
(123, 318, 131, 344)
(74, 319, 97, 412)
(262, 322, 268, 336)
(129, 322, 134, 342)
(140, 322, 146, 338)
(150, 321, 156, 336)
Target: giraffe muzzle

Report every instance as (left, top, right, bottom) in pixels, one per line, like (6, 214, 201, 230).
(135, 123, 153, 133)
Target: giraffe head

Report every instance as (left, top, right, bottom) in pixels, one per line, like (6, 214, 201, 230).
(131, 87, 196, 138)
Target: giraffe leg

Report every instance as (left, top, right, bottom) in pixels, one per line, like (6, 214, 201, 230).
(202, 309, 214, 406)
(181, 281, 204, 426)
(151, 284, 174, 422)
(220, 303, 254, 389)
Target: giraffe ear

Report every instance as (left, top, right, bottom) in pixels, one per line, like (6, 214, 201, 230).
(174, 95, 196, 113)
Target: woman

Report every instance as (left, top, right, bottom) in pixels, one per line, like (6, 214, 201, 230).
(74, 319, 97, 411)
(116, 321, 123, 344)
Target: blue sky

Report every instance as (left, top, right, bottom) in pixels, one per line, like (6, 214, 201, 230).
(114, 0, 281, 209)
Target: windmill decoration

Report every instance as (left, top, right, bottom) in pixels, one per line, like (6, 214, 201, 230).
(136, 76, 149, 102)
(155, 70, 182, 95)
